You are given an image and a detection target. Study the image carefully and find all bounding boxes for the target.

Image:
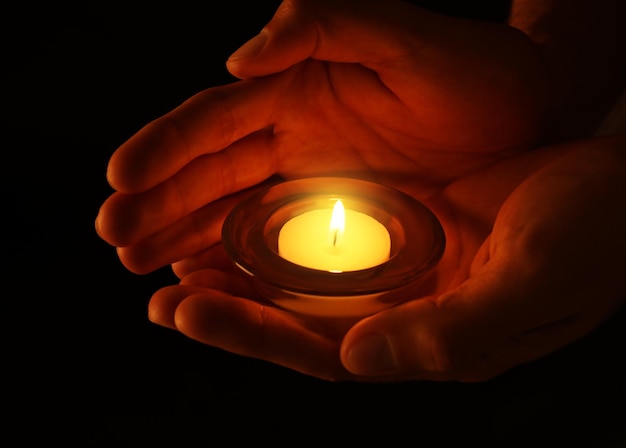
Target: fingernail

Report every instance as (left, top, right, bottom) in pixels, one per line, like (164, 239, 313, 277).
(228, 30, 268, 61)
(345, 333, 397, 375)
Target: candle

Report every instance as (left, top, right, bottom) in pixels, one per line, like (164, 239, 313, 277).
(221, 177, 445, 318)
(278, 199, 391, 272)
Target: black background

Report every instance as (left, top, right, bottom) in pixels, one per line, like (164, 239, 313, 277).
(3, 1, 624, 445)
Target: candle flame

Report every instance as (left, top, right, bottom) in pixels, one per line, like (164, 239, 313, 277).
(329, 200, 345, 247)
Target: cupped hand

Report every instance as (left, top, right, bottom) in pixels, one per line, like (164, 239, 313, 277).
(147, 134, 626, 382)
(96, 0, 552, 274)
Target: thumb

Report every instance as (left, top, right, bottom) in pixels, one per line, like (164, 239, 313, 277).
(338, 279, 505, 382)
(339, 260, 587, 382)
(225, 0, 452, 79)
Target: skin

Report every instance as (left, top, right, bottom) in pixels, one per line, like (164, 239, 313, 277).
(509, 0, 626, 139)
(95, 0, 626, 381)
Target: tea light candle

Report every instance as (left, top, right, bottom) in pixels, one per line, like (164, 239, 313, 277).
(278, 200, 391, 272)
(221, 177, 445, 318)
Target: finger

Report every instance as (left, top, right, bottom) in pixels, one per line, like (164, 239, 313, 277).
(171, 243, 234, 279)
(173, 292, 355, 381)
(96, 130, 276, 247)
(148, 284, 210, 330)
(115, 190, 247, 274)
(226, 0, 530, 82)
(179, 268, 258, 300)
(107, 77, 281, 194)
(149, 268, 258, 329)
(227, 0, 444, 78)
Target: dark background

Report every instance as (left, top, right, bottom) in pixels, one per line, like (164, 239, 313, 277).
(3, 1, 624, 445)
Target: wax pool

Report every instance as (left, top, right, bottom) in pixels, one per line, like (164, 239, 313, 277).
(277, 200, 391, 272)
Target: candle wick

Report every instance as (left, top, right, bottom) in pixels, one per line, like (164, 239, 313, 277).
(332, 229, 338, 247)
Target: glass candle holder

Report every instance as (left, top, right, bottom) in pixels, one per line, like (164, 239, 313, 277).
(222, 177, 445, 318)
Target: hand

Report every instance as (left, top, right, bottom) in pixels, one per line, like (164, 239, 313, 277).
(96, 0, 552, 274)
(95, 0, 625, 383)
(147, 134, 626, 382)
